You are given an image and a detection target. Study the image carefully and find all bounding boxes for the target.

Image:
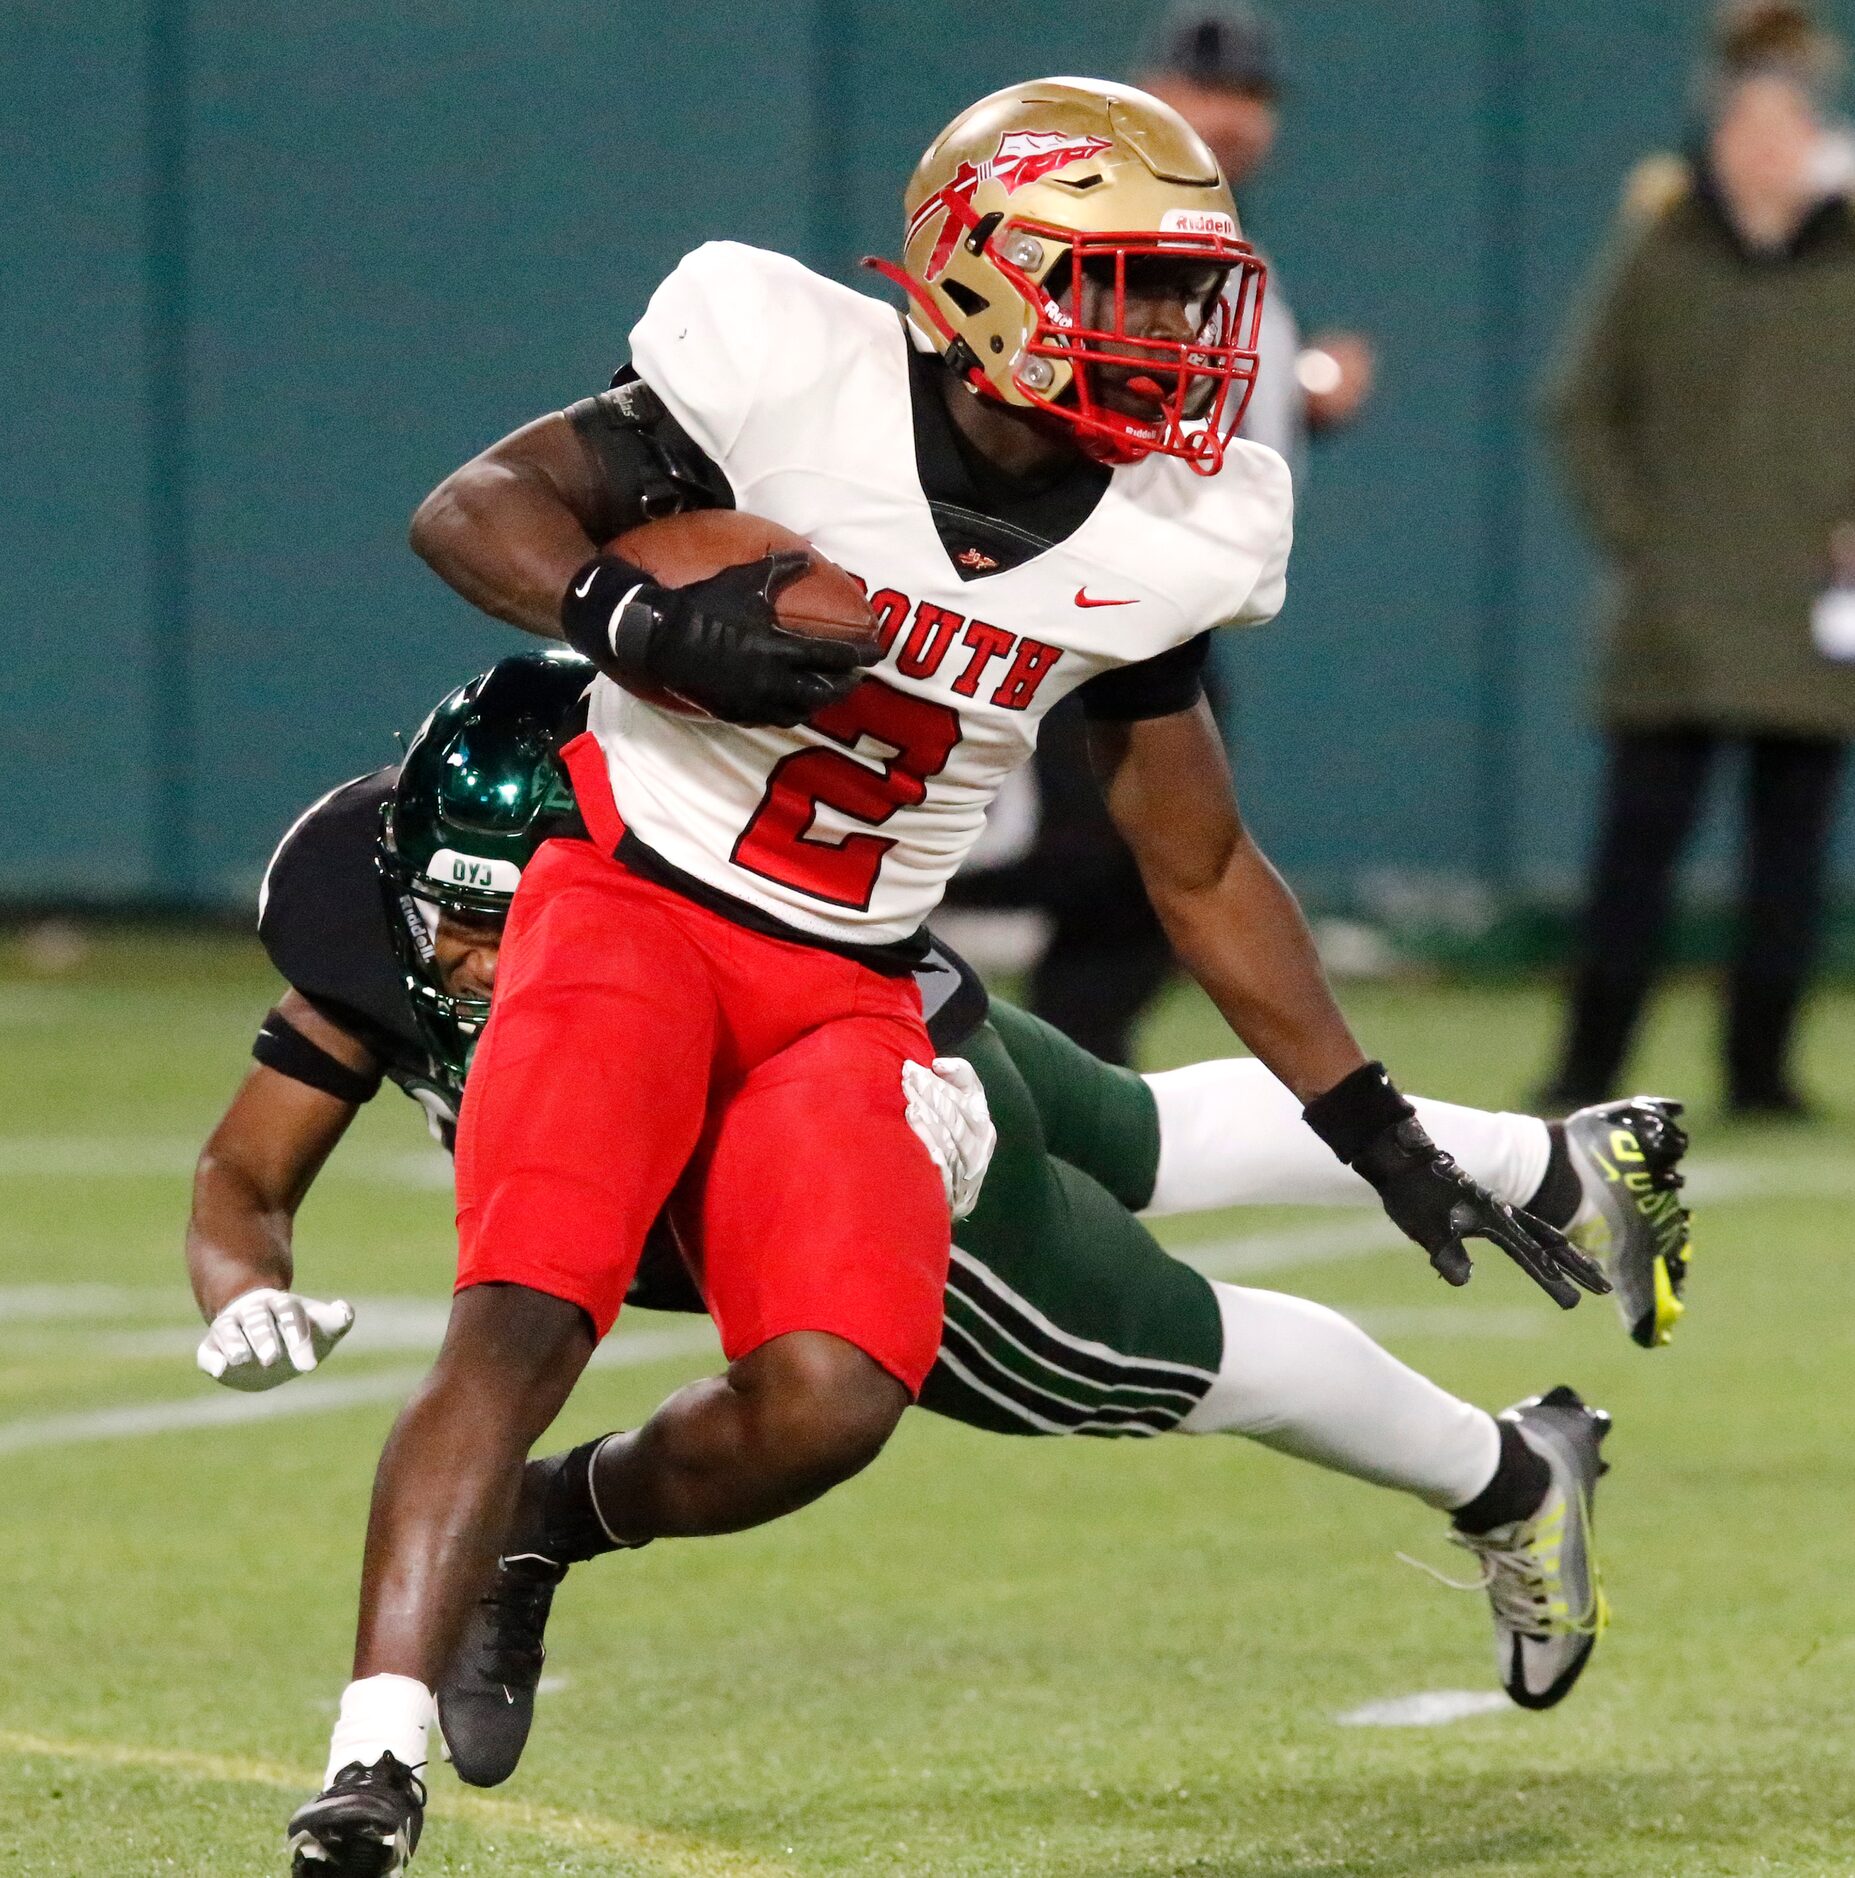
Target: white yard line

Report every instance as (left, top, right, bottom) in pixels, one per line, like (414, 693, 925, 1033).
(1169, 1217, 1406, 1278)
(0, 1364, 433, 1456)
(4, 1129, 1844, 1217)
(586, 1323, 720, 1370)
(0, 1288, 716, 1353)
(0, 1284, 168, 1323)
(1337, 1689, 1511, 1727)
(0, 1139, 1835, 1454)
(1167, 1152, 1855, 1281)
(1682, 1158, 1855, 1203)
(1345, 1305, 1545, 1341)
(0, 1323, 716, 1459)
(0, 1136, 452, 1187)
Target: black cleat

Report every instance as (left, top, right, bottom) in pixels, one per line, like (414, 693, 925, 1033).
(438, 1550, 567, 1788)
(439, 1438, 640, 1786)
(287, 1753, 425, 1876)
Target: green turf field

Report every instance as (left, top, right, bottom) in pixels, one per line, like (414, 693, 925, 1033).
(4, 929, 1854, 1876)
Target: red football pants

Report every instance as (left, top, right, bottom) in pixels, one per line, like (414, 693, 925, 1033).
(453, 778, 949, 1393)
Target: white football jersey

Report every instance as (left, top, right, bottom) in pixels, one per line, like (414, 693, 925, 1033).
(588, 241, 1293, 946)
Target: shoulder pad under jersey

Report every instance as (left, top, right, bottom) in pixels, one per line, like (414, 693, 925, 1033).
(258, 769, 425, 1067)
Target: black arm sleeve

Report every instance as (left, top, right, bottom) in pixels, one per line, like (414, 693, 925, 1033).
(252, 1008, 384, 1106)
(563, 370, 735, 528)
(1077, 633, 1211, 722)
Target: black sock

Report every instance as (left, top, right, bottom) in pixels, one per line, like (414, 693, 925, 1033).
(1452, 1419, 1551, 1533)
(522, 1435, 630, 1564)
(1523, 1122, 1582, 1230)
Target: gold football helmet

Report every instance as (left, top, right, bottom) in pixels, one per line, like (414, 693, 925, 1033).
(868, 76, 1266, 473)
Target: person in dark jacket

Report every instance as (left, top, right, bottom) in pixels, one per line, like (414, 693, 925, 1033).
(1543, 0, 1855, 1116)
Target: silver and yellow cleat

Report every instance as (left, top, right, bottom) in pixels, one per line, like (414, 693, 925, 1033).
(1455, 1386, 1612, 1710)
(1562, 1098, 1692, 1348)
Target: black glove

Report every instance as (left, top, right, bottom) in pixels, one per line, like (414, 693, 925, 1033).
(1304, 1063, 1611, 1310)
(561, 551, 876, 728)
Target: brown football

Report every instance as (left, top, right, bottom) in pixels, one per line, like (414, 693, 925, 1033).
(605, 511, 880, 716)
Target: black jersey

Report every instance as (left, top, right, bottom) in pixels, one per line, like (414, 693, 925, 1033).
(257, 768, 468, 1143)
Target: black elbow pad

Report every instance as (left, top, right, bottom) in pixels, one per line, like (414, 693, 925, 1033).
(564, 375, 734, 531)
(253, 1008, 383, 1106)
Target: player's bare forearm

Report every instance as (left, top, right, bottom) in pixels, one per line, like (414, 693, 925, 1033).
(1096, 705, 1607, 1308)
(1091, 703, 1367, 1102)
(1154, 832, 1367, 1101)
(410, 412, 620, 636)
(186, 999, 370, 1318)
(188, 1139, 299, 1319)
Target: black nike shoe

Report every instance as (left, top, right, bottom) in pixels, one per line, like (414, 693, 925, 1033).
(438, 1549, 567, 1788)
(439, 1438, 638, 1787)
(287, 1753, 425, 1876)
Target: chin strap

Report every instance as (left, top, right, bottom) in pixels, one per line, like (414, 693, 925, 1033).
(861, 256, 994, 394)
(862, 256, 1228, 477)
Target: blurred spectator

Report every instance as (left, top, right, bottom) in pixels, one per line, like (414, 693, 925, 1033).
(945, 6, 1378, 1067)
(1136, 0, 1377, 475)
(1542, 0, 1855, 1117)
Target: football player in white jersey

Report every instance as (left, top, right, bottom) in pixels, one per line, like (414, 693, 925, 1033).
(288, 79, 1608, 1874)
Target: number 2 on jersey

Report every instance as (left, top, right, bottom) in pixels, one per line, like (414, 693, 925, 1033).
(732, 680, 962, 909)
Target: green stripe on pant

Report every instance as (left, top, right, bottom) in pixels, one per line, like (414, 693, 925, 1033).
(916, 1010, 1225, 1438)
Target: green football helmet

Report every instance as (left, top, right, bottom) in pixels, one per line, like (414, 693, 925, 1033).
(377, 649, 593, 1084)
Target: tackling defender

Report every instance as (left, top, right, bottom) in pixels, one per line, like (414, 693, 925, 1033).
(283, 80, 1619, 1871)
(193, 656, 1688, 1863)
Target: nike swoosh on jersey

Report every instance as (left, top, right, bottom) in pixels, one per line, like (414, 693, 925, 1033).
(1074, 588, 1136, 608)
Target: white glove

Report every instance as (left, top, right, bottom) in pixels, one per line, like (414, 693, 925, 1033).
(196, 1287, 355, 1391)
(903, 1056, 996, 1221)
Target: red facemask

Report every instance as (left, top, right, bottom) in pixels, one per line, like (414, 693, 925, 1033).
(871, 222, 1266, 475)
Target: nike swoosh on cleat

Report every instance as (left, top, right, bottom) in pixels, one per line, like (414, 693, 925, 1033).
(1074, 588, 1135, 608)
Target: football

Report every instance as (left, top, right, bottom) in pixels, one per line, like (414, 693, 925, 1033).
(605, 510, 881, 715)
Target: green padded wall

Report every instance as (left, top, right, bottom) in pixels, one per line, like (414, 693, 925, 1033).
(8, 1, 1852, 904)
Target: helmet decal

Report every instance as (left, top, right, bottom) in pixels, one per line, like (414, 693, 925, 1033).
(423, 848, 524, 896)
(908, 130, 1113, 279)
(1160, 207, 1237, 237)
